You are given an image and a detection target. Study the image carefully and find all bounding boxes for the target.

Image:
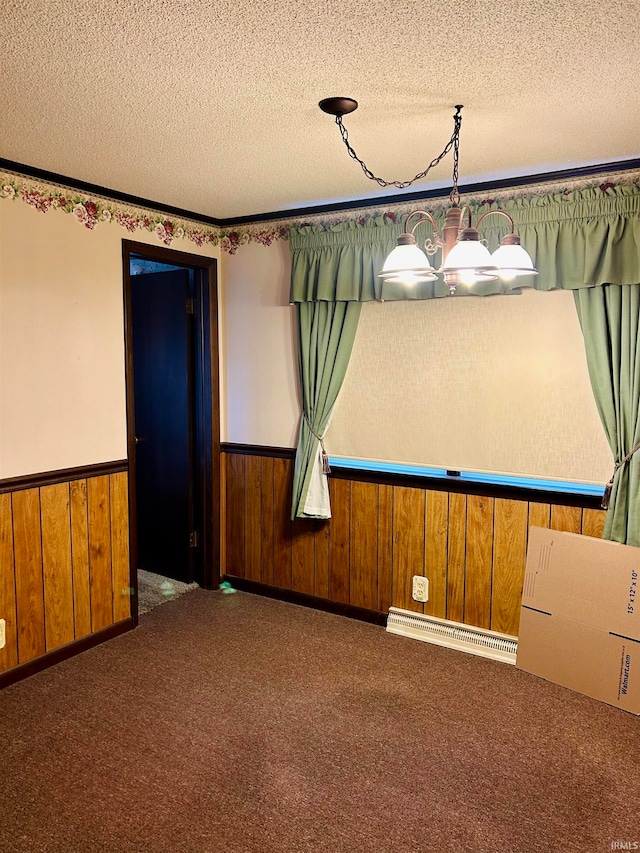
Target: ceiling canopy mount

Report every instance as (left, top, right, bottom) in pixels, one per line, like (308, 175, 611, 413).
(318, 97, 359, 117)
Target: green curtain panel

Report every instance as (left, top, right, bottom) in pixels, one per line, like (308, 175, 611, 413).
(291, 300, 362, 519)
(574, 284, 640, 545)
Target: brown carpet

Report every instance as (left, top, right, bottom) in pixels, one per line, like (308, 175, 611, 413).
(137, 569, 199, 615)
(0, 590, 637, 853)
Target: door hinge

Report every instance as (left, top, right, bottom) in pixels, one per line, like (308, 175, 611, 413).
(189, 530, 199, 548)
(186, 297, 195, 314)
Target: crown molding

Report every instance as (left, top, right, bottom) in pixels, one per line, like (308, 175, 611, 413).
(3, 156, 640, 229)
(0, 158, 224, 227)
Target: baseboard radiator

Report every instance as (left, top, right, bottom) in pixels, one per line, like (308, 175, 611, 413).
(386, 608, 518, 665)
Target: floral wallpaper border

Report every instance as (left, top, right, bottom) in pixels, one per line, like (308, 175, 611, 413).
(2, 168, 640, 254)
(0, 173, 248, 252)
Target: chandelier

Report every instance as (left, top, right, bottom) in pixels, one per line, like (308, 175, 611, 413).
(319, 99, 538, 294)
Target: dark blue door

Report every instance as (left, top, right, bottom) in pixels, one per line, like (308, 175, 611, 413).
(131, 269, 194, 583)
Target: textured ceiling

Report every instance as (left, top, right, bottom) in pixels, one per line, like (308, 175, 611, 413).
(2, 0, 640, 220)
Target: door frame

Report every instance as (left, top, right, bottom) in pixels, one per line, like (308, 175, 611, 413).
(122, 239, 221, 625)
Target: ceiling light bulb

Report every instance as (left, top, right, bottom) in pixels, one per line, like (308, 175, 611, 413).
(459, 269, 478, 286)
(395, 271, 424, 286)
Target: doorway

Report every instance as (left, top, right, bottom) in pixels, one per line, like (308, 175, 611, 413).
(122, 240, 220, 624)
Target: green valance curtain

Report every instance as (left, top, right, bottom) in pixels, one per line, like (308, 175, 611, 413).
(289, 182, 640, 525)
(290, 184, 640, 301)
(289, 215, 525, 302)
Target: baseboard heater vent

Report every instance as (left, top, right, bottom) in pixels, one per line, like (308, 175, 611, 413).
(386, 608, 518, 665)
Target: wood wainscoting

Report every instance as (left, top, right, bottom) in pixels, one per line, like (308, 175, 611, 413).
(222, 445, 606, 637)
(0, 462, 132, 684)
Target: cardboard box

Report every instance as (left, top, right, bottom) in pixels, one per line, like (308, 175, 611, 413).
(516, 527, 640, 714)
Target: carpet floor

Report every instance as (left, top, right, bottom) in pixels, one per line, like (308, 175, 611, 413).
(0, 590, 637, 853)
(137, 569, 199, 615)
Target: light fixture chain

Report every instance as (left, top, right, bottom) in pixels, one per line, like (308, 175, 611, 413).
(450, 115, 461, 206)
(335, 106, 463, 190)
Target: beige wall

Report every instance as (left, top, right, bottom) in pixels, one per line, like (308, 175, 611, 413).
(221, 240, 299, 447)
(328, 290, 612, 484)
(0, 199, 220, 478)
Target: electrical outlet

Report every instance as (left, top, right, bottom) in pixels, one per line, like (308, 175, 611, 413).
(412, 575, 429, 603)
(0, 618, 5, 650)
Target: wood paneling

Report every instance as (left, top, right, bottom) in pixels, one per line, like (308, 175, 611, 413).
(528, 502, 551, 531)
(350, 482, 378, 611)
(41, 483, 75, 650)
(315, 521, 330, 600)
(245, 455, 262, 583)
(465, 495, 494, 630)
(425, 490, 448, 619)
(492, 499, 529, 636)
(0, 493, 18, 671)
(225, 453, 246, 579)
(551, 504, 582, 533)
(447, 492, 466, 623)
(87, 476, 113, 632)
(222, 450, 609, 638)
(0, 470, 133, 680)
(392, 487, 425, 613)
(70, 480, 91, 639)
(13, 488, 45, 663)
(260, 457, 274, 585)
(377, 485, 393, 615)
(292, 519, 315, 596)
(110, 472, 131, 623)
(581, 508, 607, 539)
(329, 478, 350, 603)
(272, 457, 292, 589)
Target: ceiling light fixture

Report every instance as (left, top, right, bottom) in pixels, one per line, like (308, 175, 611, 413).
(319, 99, 538, 294)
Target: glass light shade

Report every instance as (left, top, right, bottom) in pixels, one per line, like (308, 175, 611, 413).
(381, 271, 439, 286)
(490, 243, 538, 281)
(441, 239, 497, 281)
(442, 239, 493, 270)
(379, 243, 438, 284)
